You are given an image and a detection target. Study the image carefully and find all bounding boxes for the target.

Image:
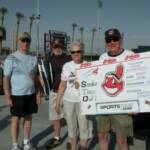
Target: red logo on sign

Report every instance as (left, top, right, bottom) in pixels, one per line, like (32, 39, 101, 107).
(102, 64, 124, 97)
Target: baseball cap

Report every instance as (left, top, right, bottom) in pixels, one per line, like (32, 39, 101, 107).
(52, 39, 63, 48)
(105, 28, 121, 39)
(19, 32, 31, 40)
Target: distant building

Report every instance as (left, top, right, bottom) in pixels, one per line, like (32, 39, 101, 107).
(44, 30, 70, 54)
(132, 45, 150, 53)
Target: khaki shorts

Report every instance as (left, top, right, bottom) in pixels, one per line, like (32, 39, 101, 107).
(63, 100, 92, 140)
(96, 114, 133, 138)
(49, 91, 64, 121)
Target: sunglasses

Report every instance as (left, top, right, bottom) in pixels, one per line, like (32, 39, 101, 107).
(71, 50, 82, 54)
(21, 38, 31, 43)
(105, 36, 120, 43)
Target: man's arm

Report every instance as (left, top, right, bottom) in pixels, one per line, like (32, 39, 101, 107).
(55, 80, 67, 113)
(34, 74, 43, 105)
(3, 76, 12, 107)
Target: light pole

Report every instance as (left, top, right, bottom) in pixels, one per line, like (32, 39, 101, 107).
(36, 0, 40, 56)
(97, 0, 102, 54)
(97, 1, 102, 32)
(29, 14, 35, 35)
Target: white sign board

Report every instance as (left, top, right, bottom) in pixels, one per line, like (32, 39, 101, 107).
(77, 52, 150, 115)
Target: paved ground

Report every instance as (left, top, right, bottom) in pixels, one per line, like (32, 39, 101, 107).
(0, 95, 147, 150)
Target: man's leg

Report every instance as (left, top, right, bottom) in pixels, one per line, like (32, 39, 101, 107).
(96, 115, 110, 150)
(112, 115, 133, 150)
(22, 114, 36, 150)
(70, 138, 77, 150)
(11, 116, 20, 144)
(98, 132, 109, 150)
(117, 137, 128, 150)
(23, 115, 32, 140)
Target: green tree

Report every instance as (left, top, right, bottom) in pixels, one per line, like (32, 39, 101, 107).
(0, 7, 8, 26)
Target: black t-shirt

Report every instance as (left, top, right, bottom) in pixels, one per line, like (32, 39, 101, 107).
(49, 53, 71, 91)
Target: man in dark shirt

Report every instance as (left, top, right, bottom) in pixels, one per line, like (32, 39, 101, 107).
(46, 39, 71, 149)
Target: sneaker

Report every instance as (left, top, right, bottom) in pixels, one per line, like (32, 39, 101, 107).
(11, 145, 21, 150)
(66, 142, 71, 150)
(22, 141, 36, 150)
(46, 137, 61, 149)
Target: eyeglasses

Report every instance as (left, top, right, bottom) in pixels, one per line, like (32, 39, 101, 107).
(21, 38, 31, 43)
(105, 36, 120, 43)
(71, 50, 82, 54)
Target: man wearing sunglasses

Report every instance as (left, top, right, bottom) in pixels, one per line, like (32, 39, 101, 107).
(96, 28, 133, 150)
(3, 32, 41, 150)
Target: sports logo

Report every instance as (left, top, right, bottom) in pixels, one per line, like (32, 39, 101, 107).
(102, 64, 124, 97)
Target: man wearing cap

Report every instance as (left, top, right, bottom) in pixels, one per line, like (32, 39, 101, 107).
(3, 32, 41, 150)
(96, 28, 133, 150)
(46, 38, 71, 149)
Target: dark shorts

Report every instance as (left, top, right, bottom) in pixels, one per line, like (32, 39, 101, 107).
(10, 94, 38, 117)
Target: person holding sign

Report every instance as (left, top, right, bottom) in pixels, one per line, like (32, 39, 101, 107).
(55, 42, 91, 150)
(96, 28, 133, 150)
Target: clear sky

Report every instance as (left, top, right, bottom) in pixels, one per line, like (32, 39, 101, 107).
(0, 0, 150, 54)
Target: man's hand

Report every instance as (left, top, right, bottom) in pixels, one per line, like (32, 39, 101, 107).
(36, 93, 41, 105)
(6, 97, 13, 107)
(74, 80, 80, 89)
(55, 100, 61, 114)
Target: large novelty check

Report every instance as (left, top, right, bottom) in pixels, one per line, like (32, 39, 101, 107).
(77, 52, 150, 115)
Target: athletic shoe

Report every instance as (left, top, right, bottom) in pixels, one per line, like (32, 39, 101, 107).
(22, 141, 36, 150)
(46, 137, 61, 149)
(11, 145, 21, 150)
(66, 142, 71, 150)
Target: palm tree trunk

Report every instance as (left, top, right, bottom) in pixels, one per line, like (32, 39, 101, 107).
(29, 22, 32, 35)
(90, 29, 96, 61)
(15, 21, 20, 51)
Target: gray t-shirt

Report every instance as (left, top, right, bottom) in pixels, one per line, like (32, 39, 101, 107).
(4, 51, 37, 95)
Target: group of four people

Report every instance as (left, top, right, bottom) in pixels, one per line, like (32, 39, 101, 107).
(3, 28, 133, 150)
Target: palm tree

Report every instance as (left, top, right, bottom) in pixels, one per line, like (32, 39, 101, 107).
(71, 23, 77, 42)
(29, 14, 35, 35)
(79, 27, 84, 43)
(0, 7, 8, 26)
(0, 7, 8, 55)
(15, 12, 24, 51)
(79, 26, 84, 49)
(90, 28, 97, 60)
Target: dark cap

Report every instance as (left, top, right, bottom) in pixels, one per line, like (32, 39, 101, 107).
(52, 39, 63, 48)
(105, 28, 121, 39)
(19, 32, 31, 40)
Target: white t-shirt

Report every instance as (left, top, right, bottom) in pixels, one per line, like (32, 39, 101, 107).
(61, 60, 82, 103)
(99, 49, 134, 62)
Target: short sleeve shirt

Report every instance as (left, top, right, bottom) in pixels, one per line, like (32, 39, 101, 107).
(4, 51, 37, 95)
(61, 61, 84, 103)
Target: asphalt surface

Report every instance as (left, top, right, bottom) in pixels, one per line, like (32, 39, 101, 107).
(0, 95, 147, 150)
